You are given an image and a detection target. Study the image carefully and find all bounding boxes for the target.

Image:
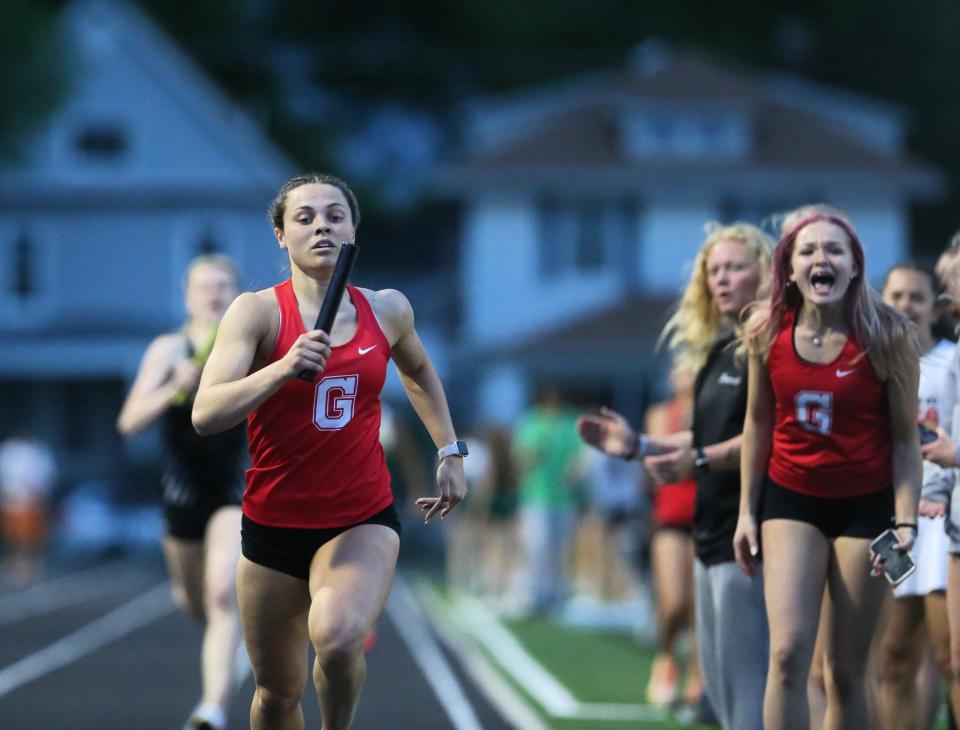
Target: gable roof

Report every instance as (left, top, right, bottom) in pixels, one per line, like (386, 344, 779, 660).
(458, 291, 675, 375)
(0, 0, 294, 193)
(438, 48, 940, 198)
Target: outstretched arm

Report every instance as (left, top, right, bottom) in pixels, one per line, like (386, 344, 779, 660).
(577, 407, 692, 459)
(385, 290, 466, 523)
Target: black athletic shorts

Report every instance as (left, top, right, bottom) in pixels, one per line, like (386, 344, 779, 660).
(759, 476, 894, 539)
(241, 503, 402, 580)
(163, 495, 240, 541)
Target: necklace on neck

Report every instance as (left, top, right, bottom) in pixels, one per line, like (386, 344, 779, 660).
(812, 334, 824, 347)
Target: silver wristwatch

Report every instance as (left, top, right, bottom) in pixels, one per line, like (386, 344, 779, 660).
(438, 440, 469, 459)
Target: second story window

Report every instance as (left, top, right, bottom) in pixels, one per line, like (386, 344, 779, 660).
(72, 123, 127, 161)
(537, 198, 638, 277)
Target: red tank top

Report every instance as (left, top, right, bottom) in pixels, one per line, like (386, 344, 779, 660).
(766, 309, 891, 498)
(244, 281, 393, 528)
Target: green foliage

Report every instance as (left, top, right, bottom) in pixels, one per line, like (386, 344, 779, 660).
(56, 0, 960, 258)
(0, 1, 70, 162)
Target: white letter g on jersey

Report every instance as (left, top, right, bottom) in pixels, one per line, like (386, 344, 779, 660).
(313, 375, 359, 430)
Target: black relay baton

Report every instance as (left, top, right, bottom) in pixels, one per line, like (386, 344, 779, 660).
(297, 242, 359, 381)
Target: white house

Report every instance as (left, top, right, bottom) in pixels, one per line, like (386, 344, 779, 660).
(0, 0, 295, 482)
(436, 44, 942, 423)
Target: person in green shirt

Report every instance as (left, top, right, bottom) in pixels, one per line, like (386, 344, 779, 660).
(511, 388, 584, 616)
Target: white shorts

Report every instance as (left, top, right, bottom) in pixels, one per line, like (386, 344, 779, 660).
(894, 515, 948, 598)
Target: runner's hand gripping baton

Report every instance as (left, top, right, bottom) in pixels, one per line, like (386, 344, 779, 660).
(297, 242, 359, 381)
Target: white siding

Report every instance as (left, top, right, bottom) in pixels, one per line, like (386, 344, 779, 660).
(637, 202, 718, 294)
(462, 198, 623, 344)
(477, 365, 528, 425)
(839, 204, 908, 286)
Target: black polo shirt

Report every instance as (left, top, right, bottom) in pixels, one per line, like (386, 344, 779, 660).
(692, 333, 748, 566)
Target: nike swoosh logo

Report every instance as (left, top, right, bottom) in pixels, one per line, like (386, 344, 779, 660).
(836, 369, 856, 378)
(358, 345, 378, 355)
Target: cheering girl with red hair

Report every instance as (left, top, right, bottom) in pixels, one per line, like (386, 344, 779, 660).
(733, 205, 921, 730)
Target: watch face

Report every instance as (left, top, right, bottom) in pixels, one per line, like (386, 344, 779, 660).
(456, 440, 469, 456)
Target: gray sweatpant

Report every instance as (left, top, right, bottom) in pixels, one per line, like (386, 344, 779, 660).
(695, 559, 768, 730)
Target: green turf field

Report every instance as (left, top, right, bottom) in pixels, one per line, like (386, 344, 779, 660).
(418, 581, 715, 729)
(418, 581, 955, 730)
(503, 617, 714, 730)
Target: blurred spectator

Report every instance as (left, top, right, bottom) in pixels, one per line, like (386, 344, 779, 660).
(480, 427, 520, 605)
(445, 424, 521, 607)
(510, 388, 584, 617)
(643, 364, 701, 711)
(0, 431, 58, 583)
(573, 446, 644, 603)
(444, 429, 493, 593)
(379, 401, 429, 519)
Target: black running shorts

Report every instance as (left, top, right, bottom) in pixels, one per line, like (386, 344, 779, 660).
(240, 503, 402, 580)
(759, 476, 893, 539)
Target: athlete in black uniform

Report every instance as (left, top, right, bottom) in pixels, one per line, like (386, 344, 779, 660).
(118, 254, 246, 730)
(159, 369, 245, 539)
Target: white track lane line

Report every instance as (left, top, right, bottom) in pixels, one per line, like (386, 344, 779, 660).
(417, 583, 549, 730)
(0, 581, 176, 697)
(386, 576, 484, 730)
(451, 590, 667, 722)
(0, 560, 146, 626)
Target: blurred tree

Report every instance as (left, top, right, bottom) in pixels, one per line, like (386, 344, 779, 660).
(133, 0, 960, 259)
(0, 1, 69, 163)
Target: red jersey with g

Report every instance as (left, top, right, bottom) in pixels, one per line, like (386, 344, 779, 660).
(766, 309, 891, 498)
(245, 282, 393, 528)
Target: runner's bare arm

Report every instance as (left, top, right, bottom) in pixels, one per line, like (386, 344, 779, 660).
(382, 290, 466, 520)
(192, 292, 331, 435)
(117, 335, 185, 436)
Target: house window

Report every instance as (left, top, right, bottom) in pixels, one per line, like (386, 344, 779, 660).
(538, 198, 638, 277)
(625, 111, 750, 160)
(0, 227, 54, 327)
(72, 123, 127, 159)
(11, 233, 34, 299)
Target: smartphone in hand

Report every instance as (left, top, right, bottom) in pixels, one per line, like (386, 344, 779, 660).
(869, 528, 916, 587)
(919, 423, 938, 445)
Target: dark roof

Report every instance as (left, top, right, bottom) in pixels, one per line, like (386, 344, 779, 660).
(467, 99, 909, 172)
(441, 51, 936, 187)
(460, 293, 676, 373)
(613, 53, 759, 101)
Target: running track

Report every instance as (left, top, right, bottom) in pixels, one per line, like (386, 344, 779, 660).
(0, 555, 515, 729)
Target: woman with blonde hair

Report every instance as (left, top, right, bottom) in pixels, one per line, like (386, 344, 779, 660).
(579, 221, 773, 729)
(733, 205, 921, 730)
